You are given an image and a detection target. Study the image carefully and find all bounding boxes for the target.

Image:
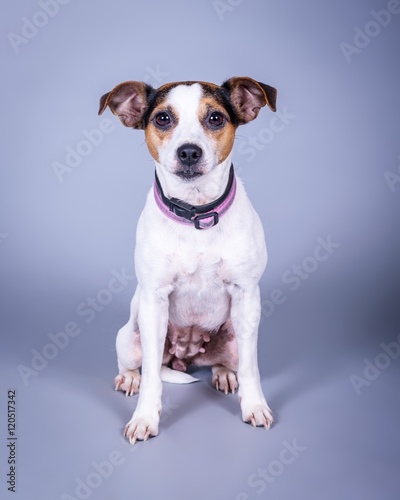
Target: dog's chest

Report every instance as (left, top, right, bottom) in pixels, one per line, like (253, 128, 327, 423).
(168, 251, 231, 329)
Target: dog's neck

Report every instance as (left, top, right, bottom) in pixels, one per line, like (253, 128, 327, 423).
(154, 156, 233, 206)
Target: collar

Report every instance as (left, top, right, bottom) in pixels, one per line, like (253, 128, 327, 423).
(153, 164, 236, 230)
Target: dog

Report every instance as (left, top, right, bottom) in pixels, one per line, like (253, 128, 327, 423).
(98, 76, 277, 444)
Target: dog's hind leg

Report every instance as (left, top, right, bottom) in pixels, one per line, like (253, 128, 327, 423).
(211, 321, 239, 394)
(191, 320, 239, 394)
(114, 286, 142, 396)
(212, 365, 238, 395)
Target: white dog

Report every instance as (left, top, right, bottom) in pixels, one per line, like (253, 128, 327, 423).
(99, 76, 277, 444)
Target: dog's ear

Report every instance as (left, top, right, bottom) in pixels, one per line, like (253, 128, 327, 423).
(223, 77, 277, 124)
(98, 81, 153, 129)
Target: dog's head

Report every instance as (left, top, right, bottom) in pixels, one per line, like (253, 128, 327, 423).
(99, 77, 277, 181)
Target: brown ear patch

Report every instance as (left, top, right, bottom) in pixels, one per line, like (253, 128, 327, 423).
(98, 81, 153, 129)
(223, 77, 277, 124)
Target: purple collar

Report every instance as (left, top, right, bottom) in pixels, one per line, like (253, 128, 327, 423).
(153, 165, 236, 230)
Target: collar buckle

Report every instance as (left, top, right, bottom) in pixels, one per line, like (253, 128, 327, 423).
(168, 198, 196, 220)
(194, 212, 219, 230)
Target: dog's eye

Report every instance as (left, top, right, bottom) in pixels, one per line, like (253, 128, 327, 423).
(154, 112, 171, 128)
(208, 111, 225, 128)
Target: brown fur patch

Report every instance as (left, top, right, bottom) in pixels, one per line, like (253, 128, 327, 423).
(144, 102, 178, 163)
(199, 97, 236, 164)
(156, 80, 219, 94)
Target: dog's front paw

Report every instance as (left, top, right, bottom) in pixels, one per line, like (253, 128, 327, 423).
(124, 415, 159, 445)
(114, 369, 141, 396)
(241, 402, 274, 429)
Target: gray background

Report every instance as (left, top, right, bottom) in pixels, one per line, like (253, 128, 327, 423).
(1, 0, 400, 499)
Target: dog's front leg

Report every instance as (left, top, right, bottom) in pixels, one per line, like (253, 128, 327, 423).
(230, 284, 273, 429)
(124, 287, 170, 444)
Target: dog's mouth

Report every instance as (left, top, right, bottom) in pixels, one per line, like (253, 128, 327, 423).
(175, 170, 203, 181)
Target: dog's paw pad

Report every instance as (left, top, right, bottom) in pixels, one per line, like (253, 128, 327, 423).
(114, 370, 141, 396)
(212, 367, 238, 394)
(124, 416, 159, 445)
(242, 404, 274, 429)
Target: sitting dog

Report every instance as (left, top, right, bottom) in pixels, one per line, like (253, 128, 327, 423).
(98, 76, 277, 444)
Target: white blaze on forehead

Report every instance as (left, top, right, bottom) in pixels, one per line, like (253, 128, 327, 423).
(165, 83, 203, 137)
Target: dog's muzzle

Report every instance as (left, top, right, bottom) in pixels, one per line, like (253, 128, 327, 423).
(176, 143, 203, 180)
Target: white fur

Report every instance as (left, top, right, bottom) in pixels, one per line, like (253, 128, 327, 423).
(116, 83, 273, 444)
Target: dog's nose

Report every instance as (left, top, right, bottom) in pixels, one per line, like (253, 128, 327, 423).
(177, 143, 203, 167)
